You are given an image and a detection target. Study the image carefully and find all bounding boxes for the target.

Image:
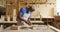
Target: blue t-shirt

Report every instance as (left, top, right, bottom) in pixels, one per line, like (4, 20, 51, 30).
(19, 7, 31, 15)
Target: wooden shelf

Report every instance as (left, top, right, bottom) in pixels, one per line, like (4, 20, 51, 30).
(0, 21, 44, 23)
(53, 16, 60, 29)
(0, 21, 17, 23)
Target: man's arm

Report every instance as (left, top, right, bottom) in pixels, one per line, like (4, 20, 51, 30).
(18, 7, 27, 21)
(18, 14, 27, 21)
(25, 17, 32, 25)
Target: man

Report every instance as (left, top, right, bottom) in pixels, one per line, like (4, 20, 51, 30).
(17, 4, 35, 29)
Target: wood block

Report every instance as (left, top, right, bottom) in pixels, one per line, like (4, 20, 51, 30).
(20, 26, 33, 29)
(10, 26, 18, 30)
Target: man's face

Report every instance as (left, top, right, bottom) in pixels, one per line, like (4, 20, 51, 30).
(26, 4, 35, 12)
(28, 6, 35, 12)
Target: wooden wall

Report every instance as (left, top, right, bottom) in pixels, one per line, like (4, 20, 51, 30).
(6, 0, 18, 17)
(5, 0, 56, 18)
(31, 4, 55, 18)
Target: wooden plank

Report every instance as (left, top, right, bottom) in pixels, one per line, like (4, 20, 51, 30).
(0, 21, 17, 23)
(0, 21, 44, 23)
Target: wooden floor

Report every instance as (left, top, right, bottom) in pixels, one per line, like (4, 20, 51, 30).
(0, 18, 56, 32)
(0, 25, 56, 32)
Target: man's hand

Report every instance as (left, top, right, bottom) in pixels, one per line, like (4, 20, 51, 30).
(25, 19, 32, 26)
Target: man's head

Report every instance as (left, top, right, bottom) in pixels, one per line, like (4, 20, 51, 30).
(28, 6, 35, 12)
(26, 4, 35, 12)
(24, 3, 35, 12)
